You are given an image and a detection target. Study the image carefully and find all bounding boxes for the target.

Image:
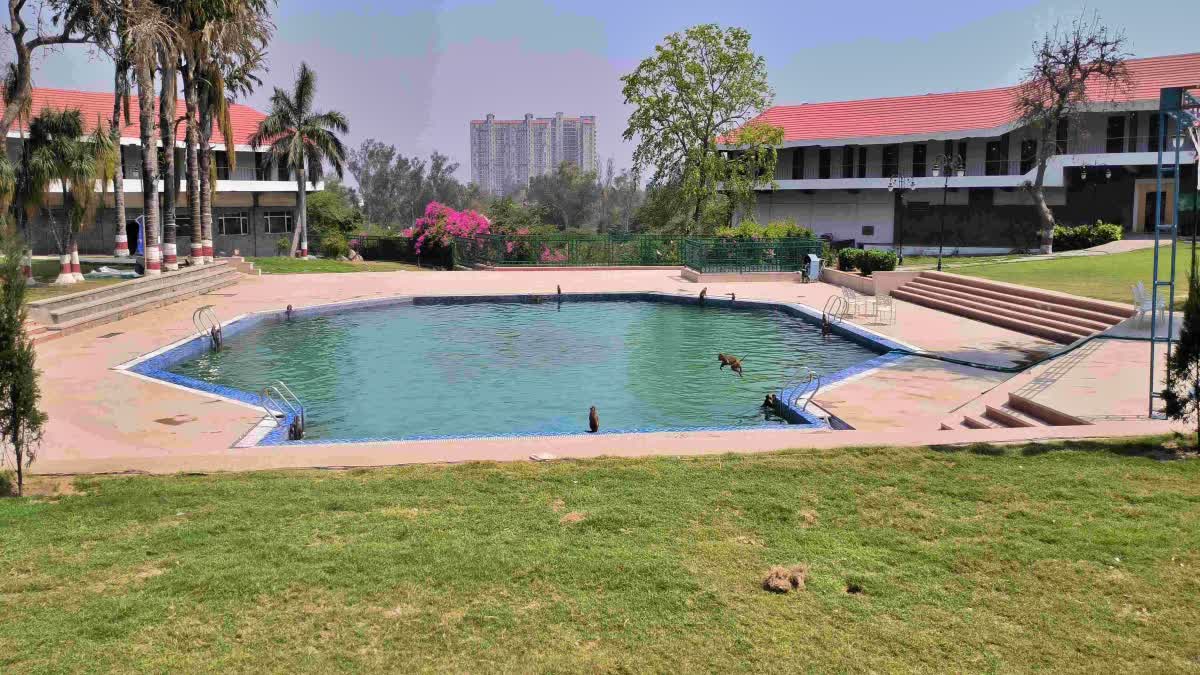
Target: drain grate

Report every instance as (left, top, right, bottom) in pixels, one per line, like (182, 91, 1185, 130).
(98, 332, 123, 339)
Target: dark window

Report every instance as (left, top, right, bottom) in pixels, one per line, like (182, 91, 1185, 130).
(265, 211, 294, 234)
(215, 151, 230, 180)
(255, 152, 269, 181)
(861, 225, 875, 236)
(175, 215, 191, 231)
(881, 144, 899, 177)
(944, 140, 953, 158)
(1055, 118, 1069, 154)
(857, 147, 867, 178)
(985, 136, 1009, 176)
(842, 146, 854, 178)
(912, 144, 927, 177)
(1106, 115, 1126, 153)
(1149, 113, 1161, 152)
(1020, 139, 1038, 174)
(217, 211, 249, 236)
(791, 149, 805, 179)
(1127, 113, 1139, 152)
(277, 160, 291, 182)
(818, 149, 831, 179)
(957, 141, 968, 171)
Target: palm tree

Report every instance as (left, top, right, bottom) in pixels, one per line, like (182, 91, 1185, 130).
(3, 64, 36, 283)
(249, 62, 347, 257)
(25, 108, 98, 285)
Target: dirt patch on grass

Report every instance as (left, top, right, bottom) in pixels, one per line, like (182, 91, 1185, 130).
(798, 510, 818, 527)
(762, 565, 808, 593)
(550, 498, 566, 513)
(22, 476, 83, 497)
(559, 512, 586, 525)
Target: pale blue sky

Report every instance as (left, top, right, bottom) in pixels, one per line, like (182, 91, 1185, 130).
(28, 0, 1198, 178)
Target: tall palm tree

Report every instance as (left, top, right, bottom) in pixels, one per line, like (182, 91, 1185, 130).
(25, 108, 97, 285)
(3, 64, 36, 283)
(249, 62, 347, 257)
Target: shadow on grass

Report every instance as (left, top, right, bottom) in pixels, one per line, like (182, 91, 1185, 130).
(929, 435, 1192, 460)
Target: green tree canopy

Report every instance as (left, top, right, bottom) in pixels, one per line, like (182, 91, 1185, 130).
(621, 23, 782, 234)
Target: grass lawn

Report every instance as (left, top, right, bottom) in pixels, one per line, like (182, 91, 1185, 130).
(248, 257, 421, 274)
(24, 259, 127, 303)
(954, 245, 1197, 306)
(2, 438, 1198, 671)
(899, 254, 1034, 270)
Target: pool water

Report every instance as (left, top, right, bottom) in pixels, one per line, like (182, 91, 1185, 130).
(169, 300, 879, 440)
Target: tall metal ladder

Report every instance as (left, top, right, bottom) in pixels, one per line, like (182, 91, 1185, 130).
(822, 295, 849, 325)
(781, 366, 822, 413)
(1149, 86, 1200, 418)
(192, 305, 222, 350)
(260, 381, 306, 440)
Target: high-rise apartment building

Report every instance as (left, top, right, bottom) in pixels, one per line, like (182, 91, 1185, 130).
(470, 113, 597, 195)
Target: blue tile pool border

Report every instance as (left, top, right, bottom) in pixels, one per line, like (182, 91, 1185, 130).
(122, 292, 914, 446)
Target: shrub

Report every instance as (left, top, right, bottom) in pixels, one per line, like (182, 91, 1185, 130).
(403, 201, 491, 256)
(319, 230, 350, 259)
(0, 470, 14, 497)
(714, 219, 815, 240)
(859, 249, 898, 277)
(837, 248, 864, 271)
(1052, 221, 1123, 252)
(275, 237, 291, 256)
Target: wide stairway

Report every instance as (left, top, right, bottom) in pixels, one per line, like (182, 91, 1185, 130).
(941, 392, 1091, 430)
(891, 271, 1133, 344)
(27, 261, 244, 342)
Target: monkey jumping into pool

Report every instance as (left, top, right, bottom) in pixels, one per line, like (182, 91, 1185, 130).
(717, 352, 744, 377)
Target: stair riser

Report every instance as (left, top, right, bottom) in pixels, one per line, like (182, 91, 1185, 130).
(983, 405, 1036, 428)
(908, 277, 1127, 326)
(48, 270, 242, 324)
(29, 263, 236, 313)
(897, 286, 1093, 338)
(39, 277, 240, 341)
(1007, 393, 1091, 426)
(920, 271, 1134, 320)
(892, 289, 1081, 344)
(906, 279, 1117, 330)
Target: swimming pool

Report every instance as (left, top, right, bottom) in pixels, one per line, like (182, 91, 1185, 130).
(158, 296, 884, 441)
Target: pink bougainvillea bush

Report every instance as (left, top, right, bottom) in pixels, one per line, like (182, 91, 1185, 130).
(403, 202, 491, 255)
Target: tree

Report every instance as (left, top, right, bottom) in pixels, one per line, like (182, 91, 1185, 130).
(621, 24, 782, 234)
(1162, 267, 1200, 449)
(527, 161, 600, 231)
(1016, 11, 1129, 254)
(249, 62, 348, 257)
(25, 107, 99, 284)
(0, 225, 47, 497)
(598, 163, 643, 234)
(2, 0, 100, 139)
(347, 143, 472, 228)
(306, 178, 363, 240)
(486, 196, 549, 235)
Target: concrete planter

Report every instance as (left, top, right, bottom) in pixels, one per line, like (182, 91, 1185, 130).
(820, 267, 875, 295)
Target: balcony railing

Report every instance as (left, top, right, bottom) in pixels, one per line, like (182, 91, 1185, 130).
(123, 164, 282, 182)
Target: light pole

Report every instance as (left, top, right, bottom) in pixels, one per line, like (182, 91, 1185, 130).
(887, 173, 916, 265)
(931, 153, 965, 271)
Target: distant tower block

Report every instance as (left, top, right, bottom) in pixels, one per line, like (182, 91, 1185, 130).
(469, 112, 598, 196)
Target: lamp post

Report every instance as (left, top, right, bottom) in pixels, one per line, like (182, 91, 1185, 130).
(887, 173, 917, 265)
(931, 153, 965, 271)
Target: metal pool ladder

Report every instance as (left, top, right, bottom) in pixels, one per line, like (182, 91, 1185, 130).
(783, 367, 822, 412)
(193, 305, 222, 350)
(822, 296, 849, 324)
(260, 381, 306, 440)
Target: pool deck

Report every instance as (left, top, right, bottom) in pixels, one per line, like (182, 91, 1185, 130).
(32, 269, 1177, 474)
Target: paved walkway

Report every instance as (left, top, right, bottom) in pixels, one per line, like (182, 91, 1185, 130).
(30, 269, 1176, 474)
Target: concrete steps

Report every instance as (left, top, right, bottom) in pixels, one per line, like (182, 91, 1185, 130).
(940, 393, 1092, 431)
(892, 271, 1133, 344)
(27, 262, 244, 342)
(220, 256, 260, 276)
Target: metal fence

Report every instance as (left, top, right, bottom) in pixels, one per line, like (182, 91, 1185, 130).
(453, 234, 687, 267)
(681, 238, 825, 273)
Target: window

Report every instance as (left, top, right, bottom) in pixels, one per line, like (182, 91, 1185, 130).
(215, 151, 230, 180)
(173, 215, 192, 231)
(255, 152, 271, 181)
(1055, 118, 1069, 154)
(1148, 113, 1161, 152)
(277, 161, 291, 182)
(881, 144, 899, 177)
(265, 211, 294, 234)
(1020, 139, 1038, 174)
(1106, 115, 1126, 153)
(818, 149, 831, 179)
(861, 225, 875, 236)
(857, 147, 867, 178)
(217, 211, 248, 236)
(842, 147, 855, 178)
(957, 141, 968, 169)
(791, 149, 805, 179)
(1127, 112, 1139, 152)
(912, 144, 927, 177)
(985, 136, 1009, 176)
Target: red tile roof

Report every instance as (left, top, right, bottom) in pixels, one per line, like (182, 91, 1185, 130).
(741, 52, 1200, 145)
(4, 87, 267, 147)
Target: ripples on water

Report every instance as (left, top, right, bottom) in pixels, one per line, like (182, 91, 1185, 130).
(170, 301, 878, 439)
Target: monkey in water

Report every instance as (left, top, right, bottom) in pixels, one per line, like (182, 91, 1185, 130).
(698, 287, 707, 306)
(285, 304, 294, 321)
(557, 284, 562, 296)
(762, 393, 779, 409)
(717, 352, 744, 377)
(588, 406, 599, 433)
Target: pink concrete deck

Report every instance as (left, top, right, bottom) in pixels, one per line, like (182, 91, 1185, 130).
(32, 270, 1177, 474)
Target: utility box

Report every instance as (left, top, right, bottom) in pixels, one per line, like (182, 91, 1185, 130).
(804, 254, 822, 283)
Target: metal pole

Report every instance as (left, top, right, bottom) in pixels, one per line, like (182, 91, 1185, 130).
(1150, 111, 1165, 417)
(937, 168, 948, 271)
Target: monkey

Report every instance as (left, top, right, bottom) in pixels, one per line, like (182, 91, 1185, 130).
(698, 287, 707, 306)
(821, 314, 832, 337)
(285, 304, 294, 321)
(727, 292, 736, 302)
(717, 353, 744, 377)
(762, 393, 779, 409)
(209, 324, 223, 351)
(588, 406, 599, 433)
(557, 284, 562, 296)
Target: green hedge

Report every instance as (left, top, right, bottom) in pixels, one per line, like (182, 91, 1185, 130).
(1053, 222, 1123, 252)
(860, 249, 898, 277)
(837, 248, 864, 271)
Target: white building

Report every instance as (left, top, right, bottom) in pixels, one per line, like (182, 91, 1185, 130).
(470, 113, 597, 195)
(737, 52, 1200, 253)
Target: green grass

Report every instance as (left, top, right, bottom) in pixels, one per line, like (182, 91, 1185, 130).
(2, 438, 1198, 671)
(954, 245, 1197, 305)
(247, 257, 421, 274)
(899, 254, 1034, 270)
(24, 259, 127, 303)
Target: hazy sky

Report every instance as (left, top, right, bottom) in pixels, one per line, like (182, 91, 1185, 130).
(26, 0, 1199, 179)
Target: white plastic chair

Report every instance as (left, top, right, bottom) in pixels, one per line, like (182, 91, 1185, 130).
(875, 294, 897, 324)
(1133, 282, 1167, 325)
(841, 287, 868, 316)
